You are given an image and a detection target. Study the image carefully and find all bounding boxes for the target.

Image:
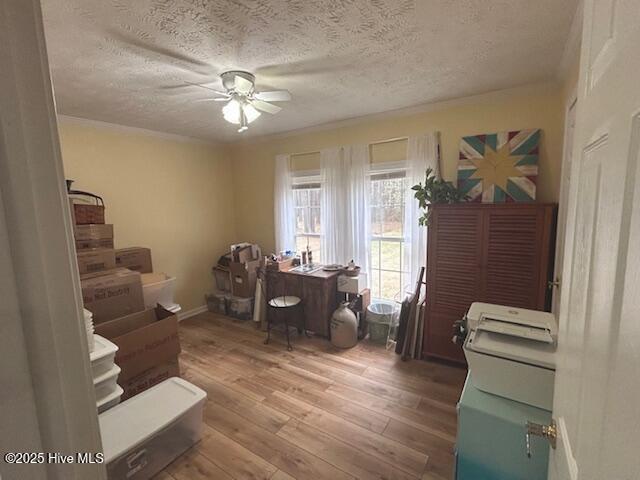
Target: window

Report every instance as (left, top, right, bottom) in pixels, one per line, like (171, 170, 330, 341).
(293, 183, 322, 262)
(370, 170, 408, 300)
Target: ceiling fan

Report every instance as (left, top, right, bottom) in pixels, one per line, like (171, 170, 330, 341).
(189, 71, 291, 133)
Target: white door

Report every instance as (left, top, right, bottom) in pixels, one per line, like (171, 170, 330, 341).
(551, 97, 577, 316)
(1, 0, 105, 478)
(548, 1, 640, 479)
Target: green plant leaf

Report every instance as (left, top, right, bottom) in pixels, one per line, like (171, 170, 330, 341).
(410, 168, 468, 225)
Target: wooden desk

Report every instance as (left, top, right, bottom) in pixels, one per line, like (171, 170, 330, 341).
(265, 267, 339, 337)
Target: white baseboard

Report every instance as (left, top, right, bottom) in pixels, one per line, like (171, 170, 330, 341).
(178, 304, 208, 322)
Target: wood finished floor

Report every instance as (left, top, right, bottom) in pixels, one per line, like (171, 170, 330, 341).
(156, 312, 467, 480)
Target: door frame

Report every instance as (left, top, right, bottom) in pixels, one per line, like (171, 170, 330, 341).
(551, 89, 578, 315)
(0, 0, 105, 478)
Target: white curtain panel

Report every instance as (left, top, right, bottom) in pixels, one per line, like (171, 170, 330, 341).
(343, 144, 371, 278)
(273, 153, 296, 253)
(320, 145, 371, 277)
(403, 133, 440, 296)
(320, 147, 345, 263)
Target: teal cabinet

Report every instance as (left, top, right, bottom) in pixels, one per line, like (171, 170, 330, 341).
(456, 374, 551, 480)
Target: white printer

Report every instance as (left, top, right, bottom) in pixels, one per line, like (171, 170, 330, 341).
(463, 302, 557, 410)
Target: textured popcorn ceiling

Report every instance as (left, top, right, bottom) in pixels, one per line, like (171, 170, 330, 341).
(42, 0, 577, 142)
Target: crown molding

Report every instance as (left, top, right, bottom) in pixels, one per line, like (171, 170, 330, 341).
(231, 81, 560, 146)
(57, 114, 224, 147)
(59, 81, 560, 149)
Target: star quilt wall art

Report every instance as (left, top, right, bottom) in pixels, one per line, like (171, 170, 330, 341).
(457, 129, 541, 202)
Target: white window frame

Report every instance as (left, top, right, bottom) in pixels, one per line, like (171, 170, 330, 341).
(368, 161, 409, 301)
(292, 170, 322, 256)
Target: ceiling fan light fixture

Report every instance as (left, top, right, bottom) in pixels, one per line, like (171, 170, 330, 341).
(243, 103, 261, 123)
(238, 106, 249, 133)
(199, 71, 290, 132)
(222, 98, 241, 124)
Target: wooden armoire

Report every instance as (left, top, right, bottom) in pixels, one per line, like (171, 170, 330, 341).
(422, 203, 557, 364)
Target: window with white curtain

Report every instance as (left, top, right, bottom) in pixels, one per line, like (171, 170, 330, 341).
(369, 165, 409, 300)
(276, 134, 437, 302)
(289, 162, 414, 301)
(293, 184, 322, 261)
(292, 172, 322, 262)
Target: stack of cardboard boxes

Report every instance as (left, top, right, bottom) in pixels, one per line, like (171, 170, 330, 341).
(208, 243, 261, 320)
(70, 195, 180, 401)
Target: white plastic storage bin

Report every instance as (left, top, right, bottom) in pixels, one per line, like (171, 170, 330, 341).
(90, 335, 118, 378)
(227, 296, 254, 320)
(141, 273, 181, 313)
(84, 308, 95, 353)
(206, 292, 229, 315)
(97, 384, 123, 413)
(94, 363, 121, 402)
(100, 377, 207, 480)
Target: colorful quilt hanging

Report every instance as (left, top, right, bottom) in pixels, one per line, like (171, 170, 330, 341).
(457, 129, 540, 202)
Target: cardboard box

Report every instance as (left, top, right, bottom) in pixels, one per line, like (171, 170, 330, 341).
(231, 243, 261, 263)
(81, 268, 145, 324)
(76, 238, 115, 250)
(72, 203, 105, 225)
(216, 252, 233, 268)
(115, 247, 153, 273)
(232, 245, 255, 263)
(353, 288, 371, 313)
(337, 273, 368, 294)
(76, 248, 116, 274)
(68, 198, 77, 226)
(119, 358, 180, 401)
(230, 259, 259, 298)
(95, 306, 181, 400)
(360, 288, 371, 311)
(266, 257, 294, 271)
(74, 223, 114, 241)
(212, 266, 232, 292)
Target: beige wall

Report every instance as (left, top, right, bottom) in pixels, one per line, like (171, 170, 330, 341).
(230, 82, 565, 254)
(58, 119, 235, 312)
(562, 56, 580, 105)
(58, 81, 568, 309)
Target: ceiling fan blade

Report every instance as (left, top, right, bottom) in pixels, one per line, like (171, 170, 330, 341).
(254, 90, 291, 102)
(184, 81, 229, 97)
(234, 75, 253, 95)
(251, 99, 282, 115)
(194, 98, 229, 103)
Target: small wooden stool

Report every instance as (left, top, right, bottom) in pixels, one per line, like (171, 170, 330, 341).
(265, 295, 303, 351)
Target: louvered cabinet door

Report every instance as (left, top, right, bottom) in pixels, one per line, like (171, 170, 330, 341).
(423, 206, 483, 363)
(422, 203, 556, 364)
(481, 205, 555, 310)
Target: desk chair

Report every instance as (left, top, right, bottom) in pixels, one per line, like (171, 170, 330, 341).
(265, 295, 303, 351)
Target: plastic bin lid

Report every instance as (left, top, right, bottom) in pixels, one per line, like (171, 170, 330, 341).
(93, 363, 121, 387)
(90, 335, 118, 364)
(99, 377, 207, 462)
(141, 272, 174, 286)
(163, 303, 181, 314)
(96, 384, 123, 409)
(368, 302, 396, 314)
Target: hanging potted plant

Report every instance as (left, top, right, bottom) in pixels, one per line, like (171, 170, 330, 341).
(411, 167, 468, 226)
